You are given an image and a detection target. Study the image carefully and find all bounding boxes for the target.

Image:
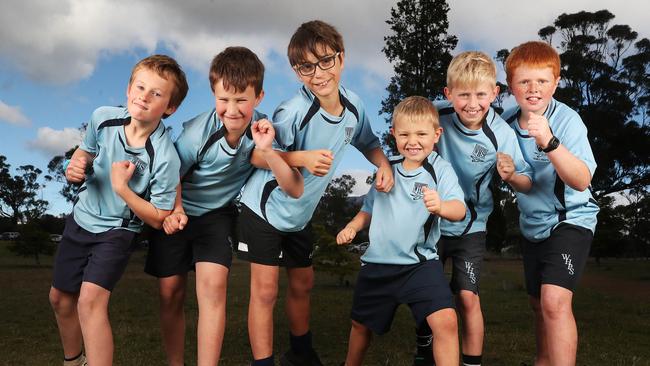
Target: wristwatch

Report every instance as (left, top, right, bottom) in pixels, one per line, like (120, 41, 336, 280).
(542, 135, 560, 153)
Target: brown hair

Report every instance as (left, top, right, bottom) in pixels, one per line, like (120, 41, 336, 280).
(209, 46, 265, 96)
(287, 20, 345, 66)
(505, 41, 561, 85)
(393, 96, 440, 129)
(446, 51, 497, 89)
(129, 54, 188, 118)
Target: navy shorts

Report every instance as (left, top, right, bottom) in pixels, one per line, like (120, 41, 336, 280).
(437, 232, 486, 294)
(145, 205, 237, 277)
(522, 223, 593, 298)
(236, 205, 314, 268)
(351, 260, 454, 335)
(52, 215, 137, 292)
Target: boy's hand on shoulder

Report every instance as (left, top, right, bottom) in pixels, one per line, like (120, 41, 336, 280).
(422, 186, 441, 215)
(336, 226, 357, 245)
(163, 212, 187, 235)
(110, 161, 135, 195)
(374, 163, 394, 193)
(66, 156, 88, 183)
(496, 152, 515, 182)
(527, 112, 553, 149)
(252, 119, 275, 152)
(304, 150, 333, 177)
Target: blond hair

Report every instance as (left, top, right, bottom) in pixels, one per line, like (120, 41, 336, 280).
(392, 96, 440, 129)
(446, 51, 497, 89)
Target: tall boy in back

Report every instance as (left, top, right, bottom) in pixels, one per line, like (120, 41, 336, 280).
(145, 47, 303, 366)
(502, 41, 599, 366)
(48, 55, 188, 366)
(337, 96, 465, 366)
(237, 20, 394, 366)
(414, 51, 533, 366)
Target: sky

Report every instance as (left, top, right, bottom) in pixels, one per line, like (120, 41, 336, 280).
(1, 0, 648, 216)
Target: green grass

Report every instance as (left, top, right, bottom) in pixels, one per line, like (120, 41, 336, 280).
(0, 241, 649, 365)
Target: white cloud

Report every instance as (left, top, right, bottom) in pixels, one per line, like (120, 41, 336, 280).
(0, 0, 647, 86)
(27, 127, 82, 156)
(0, 100, 30, 126)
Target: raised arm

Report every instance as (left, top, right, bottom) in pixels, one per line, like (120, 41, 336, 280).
(110, 161, 172, 230)
(336, 211, 372, 245)
(363, 147, 394, 193)
(252, 119, 304, 198)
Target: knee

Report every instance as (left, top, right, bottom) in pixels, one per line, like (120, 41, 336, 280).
(540, 292, 572, 321)
(196, 277, 227, 304)
(49, 288, 74, 314)
(288, 272, 314, 296)
(252, 281, 278, 306)
(430, 309, 458, 337)
(159, 282, 186, 308)
(457, 291, 480, 314)
(76, 292, 104, 319)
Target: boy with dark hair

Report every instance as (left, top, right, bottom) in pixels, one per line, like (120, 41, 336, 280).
(49, 54, 188, 366)
(237, 20, 394, 366)
(414, 51, 533, 366)
(145, 46, 303, 366)
(337, 96, 465, 366)
(502, 41, 599, 366)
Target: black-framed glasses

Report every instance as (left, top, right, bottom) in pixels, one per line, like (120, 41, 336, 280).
(294, 52, 341, 76)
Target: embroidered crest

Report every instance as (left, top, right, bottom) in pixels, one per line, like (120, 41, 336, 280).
(411, 182, 428, 200)
(128, 156, 147, 176)
(470, 144, 488, 163)
(344, 127, 354, 144)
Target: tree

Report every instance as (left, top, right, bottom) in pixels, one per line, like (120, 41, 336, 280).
(312, 174, 360, 234)
(9, 222, 55, 265)
(45, 147, 79, 204)
(0, 156, 49, 225)
(311, 224, 357, 286)
(381, 0, 457, 154)
(497, 10, 650, 200)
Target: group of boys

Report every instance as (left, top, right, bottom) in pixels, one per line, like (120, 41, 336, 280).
(48, 18, 598, 366)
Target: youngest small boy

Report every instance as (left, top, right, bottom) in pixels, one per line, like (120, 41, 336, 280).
(337, 96, 465, 366)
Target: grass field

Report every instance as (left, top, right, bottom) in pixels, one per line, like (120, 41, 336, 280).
(0, 241, 648, 365)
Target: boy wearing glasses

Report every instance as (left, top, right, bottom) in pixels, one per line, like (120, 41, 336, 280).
(237, 20, 394, 366)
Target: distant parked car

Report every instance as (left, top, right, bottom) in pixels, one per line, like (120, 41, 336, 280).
(1, 232, 20, 240)
(49, 234, 63, 243)
(347, 241, 369, 254)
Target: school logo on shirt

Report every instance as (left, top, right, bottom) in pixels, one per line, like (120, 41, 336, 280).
(128, 156, 147, 176)
(532, 149, 550, 162)
(411, 182, 428, 200)
(344, 127, 354, 144)
(470, 144, 488, 163)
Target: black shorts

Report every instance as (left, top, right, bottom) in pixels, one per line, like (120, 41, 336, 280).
(145, 205, 237, 277)
(236, 205, 314, 268)
(522, 223, 593, 298)
(438, 232, 486, 294)
(52, 215, 137, 292)
(351, 260, 454, 335)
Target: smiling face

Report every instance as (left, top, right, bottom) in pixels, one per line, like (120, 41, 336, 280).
(126, 67, 177, 124)
(510, 65, 559, 116)
(444, 81, 498, 129)
(295, 45, 344, 104)
(213, 79, 263, 133)
(391, 116, 442, 170)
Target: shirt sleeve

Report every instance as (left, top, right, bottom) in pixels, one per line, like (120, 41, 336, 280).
(361, 186, 377, 214)
(436, 161, 465, 204)
(148, 146, 181, 211)
(79, 108, 100, 154)
(501, 127, 533, 179)
(350, 99, 381, 153)
(271, 102, 301, 152)
(558, 113, 597, 177)
(174, 127, 199, 179)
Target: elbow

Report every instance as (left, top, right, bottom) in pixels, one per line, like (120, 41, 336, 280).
(571, 182, 590, 192)
(286, 185, 304, 199)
